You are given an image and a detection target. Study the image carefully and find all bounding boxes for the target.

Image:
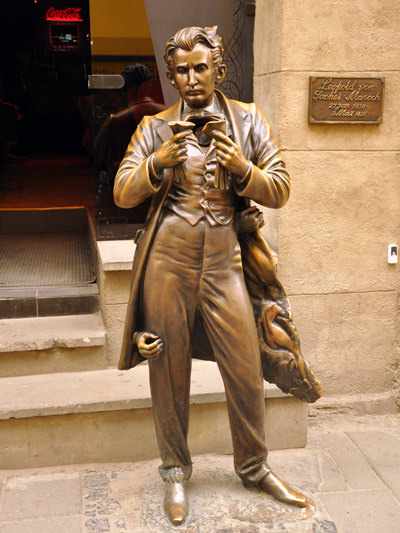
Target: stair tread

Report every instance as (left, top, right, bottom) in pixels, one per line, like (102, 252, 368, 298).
(0, 313, 105, 352)
(0, 362, 288, 420)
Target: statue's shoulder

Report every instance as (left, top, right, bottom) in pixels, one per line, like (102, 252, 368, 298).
(136, 100, 180, 133)
(226, 97, 272, 131)
(228, 98, 256, 112)
(139, 113, 164, 128)
(218, 91, 259, 119)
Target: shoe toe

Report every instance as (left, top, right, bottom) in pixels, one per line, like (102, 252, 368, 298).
(164, 482, 188, 525)
(260, 472, 308, 508)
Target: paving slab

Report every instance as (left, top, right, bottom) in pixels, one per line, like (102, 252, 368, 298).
(328, 448, 386, 490)
(267, 448, 350, 493)
(0, 516, 82, 533)
(319, 489, 400, 533)
(306, 425, 357, 451)
(0, 472, 81, 521)
(347, 430, 400, 499)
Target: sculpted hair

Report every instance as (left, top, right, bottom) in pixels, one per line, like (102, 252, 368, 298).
(164, 26, 224, 74)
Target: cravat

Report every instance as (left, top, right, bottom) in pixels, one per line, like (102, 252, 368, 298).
(183, 112, 225, 146)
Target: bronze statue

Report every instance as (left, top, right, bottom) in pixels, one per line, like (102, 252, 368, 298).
(114, 26, 321, 527)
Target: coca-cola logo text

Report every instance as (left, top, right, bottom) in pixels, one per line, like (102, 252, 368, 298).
(46, 7, 83, 22)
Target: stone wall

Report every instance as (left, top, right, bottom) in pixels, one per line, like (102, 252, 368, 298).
(254, 0, 400, 412)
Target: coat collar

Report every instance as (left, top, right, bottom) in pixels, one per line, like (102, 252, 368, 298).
(154, 90, 252, 147)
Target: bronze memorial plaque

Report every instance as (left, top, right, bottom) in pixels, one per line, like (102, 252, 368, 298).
(309, 77, 384, 124)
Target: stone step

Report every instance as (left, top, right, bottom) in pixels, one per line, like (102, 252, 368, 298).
(0, 361, 308, 469)
(0, 283, 99, 320)
(0, 313, 106, 376)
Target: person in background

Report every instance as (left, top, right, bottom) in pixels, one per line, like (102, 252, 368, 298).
(94, 63, 165, 180)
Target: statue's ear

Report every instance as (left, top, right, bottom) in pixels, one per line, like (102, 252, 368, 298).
(215, 64, 227, 85)
(167, 71, 177, 88)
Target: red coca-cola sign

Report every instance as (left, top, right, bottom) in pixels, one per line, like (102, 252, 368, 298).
(46, 7, 83, 22)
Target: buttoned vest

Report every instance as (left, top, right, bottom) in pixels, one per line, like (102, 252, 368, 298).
(164, 132, 237, 226)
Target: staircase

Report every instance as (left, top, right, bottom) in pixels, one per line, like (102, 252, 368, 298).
(0, 211, 308, 469)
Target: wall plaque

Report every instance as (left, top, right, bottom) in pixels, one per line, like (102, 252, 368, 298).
(309, 77, 384, 124)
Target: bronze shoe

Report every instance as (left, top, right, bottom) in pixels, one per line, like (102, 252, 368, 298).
(244, 471, 308, 508)
(163, 468, 188, 526)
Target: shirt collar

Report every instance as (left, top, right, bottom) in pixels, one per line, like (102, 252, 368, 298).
(181, 94, 232, 137)
(181, 94, 222, 119)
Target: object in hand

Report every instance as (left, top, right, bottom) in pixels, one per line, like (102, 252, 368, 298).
(168, 121, 195, 183)
(203, 120, 230, 189)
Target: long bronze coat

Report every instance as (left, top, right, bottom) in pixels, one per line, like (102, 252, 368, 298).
(114, 90, 322, 403)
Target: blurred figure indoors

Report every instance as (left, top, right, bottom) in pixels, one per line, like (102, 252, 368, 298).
(94, 63, 165, 181)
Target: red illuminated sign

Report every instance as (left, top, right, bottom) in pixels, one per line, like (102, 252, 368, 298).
(46, 7, 83, 22)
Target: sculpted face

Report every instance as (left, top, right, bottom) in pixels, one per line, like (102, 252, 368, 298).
(169, 43, 226, 108)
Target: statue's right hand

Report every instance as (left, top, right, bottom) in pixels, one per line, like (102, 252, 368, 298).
(134, 331, 163, 360)
(152, 131, 191, 172)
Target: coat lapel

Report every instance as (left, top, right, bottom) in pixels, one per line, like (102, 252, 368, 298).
(155, 99, 182, 143)
(153, 91, 252, 154)
(216, 90, 252, 155)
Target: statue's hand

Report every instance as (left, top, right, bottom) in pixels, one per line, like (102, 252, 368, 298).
(152, 131, 191, 172)
(213, 130, 250, 177)
(238, 206, 265, 233)
(134, 331, 163, 360)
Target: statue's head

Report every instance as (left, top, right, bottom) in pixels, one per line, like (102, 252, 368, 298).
(164, 26, 227, 108)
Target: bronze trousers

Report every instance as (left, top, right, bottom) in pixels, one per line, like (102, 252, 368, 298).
(143, 211, 270, 483)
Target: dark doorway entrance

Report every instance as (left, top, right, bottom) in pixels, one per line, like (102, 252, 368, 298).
(0, 0, 93, 209)
(0, 1, 97, 317)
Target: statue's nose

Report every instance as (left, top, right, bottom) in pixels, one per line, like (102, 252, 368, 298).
(188, 70, 197, 86)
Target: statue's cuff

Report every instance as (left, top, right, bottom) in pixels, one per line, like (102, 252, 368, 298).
(148, 154, 162, 182)
(236, 162, 253, 187)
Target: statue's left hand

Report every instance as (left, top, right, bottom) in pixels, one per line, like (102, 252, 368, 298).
(213, 130, 250, 178)
(238, 206, 265, 233)
(134, 331, 163, 360)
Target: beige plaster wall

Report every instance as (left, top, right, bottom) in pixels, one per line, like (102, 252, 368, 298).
(254, 0, 400, 409)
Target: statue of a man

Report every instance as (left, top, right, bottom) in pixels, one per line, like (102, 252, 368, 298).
(114, 26, 311, 526)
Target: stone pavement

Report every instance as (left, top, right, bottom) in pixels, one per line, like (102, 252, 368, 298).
(0, 413, 399, 533)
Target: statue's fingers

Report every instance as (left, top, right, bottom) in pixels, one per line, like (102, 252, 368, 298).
(215, 164, 221, 188)
(173, 130, 192, 141)
(142, 342, 163, 356)
(220, 168, 227, 189)
(222, 167, 230, 189)
(144, 350, 161, 360)
(212, 130, 234, 146)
